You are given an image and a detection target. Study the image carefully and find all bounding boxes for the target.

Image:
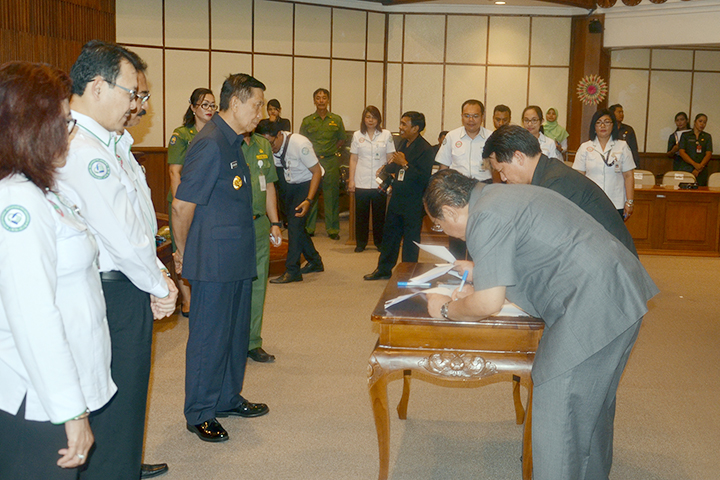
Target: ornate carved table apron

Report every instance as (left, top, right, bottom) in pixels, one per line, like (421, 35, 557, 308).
(368, 263, 544, 480)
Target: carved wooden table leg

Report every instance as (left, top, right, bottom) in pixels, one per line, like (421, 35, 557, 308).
(512, 374, 525, 424)
(397, 369, 411, 420)
(368, 351, 391, 480)
(522, 384, 533, 480)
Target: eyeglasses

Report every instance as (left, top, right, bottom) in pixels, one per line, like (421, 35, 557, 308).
(136, 92, 151, 104)
(596, 120, 613, 127)
(66, 118, 77, 133)
(196, 102, 218, 111)
(522, 118, 540, 125)
(104, 79, 137, 101)
(463, 114, 481, 120)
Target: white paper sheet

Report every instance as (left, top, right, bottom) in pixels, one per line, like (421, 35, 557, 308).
(414, 242, 456, 263)
(385, 289, 530, 318)
(408, 264, 455, 283)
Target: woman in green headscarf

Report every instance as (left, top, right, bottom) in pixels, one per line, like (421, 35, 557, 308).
(543, 107, 569, 157)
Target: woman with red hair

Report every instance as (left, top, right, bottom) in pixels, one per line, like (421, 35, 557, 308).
(0, 62, 115, 478)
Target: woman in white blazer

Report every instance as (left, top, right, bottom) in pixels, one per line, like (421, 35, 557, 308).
(0, 62, 115, 479)
(348, 105, 396, 252)
(573, 108, 636, 221)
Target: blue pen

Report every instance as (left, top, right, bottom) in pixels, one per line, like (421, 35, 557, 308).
(458, 270, 469, 293)
(397, 282, 431, 288)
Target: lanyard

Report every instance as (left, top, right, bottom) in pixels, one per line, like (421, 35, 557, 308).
(278, 133, 292, 169)
(594, 144, 614, 166)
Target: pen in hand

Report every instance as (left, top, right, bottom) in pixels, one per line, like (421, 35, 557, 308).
(456, 270, 469, 298)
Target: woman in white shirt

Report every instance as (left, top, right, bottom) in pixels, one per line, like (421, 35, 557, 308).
(522, 105, 562, 160)
(573, 108, 636, 221)
(348, 106, 396, 252)
(0, 62, 114, 479)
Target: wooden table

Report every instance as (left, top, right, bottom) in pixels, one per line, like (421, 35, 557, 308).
(368, 263, 544, 480)
(626, 185, 720, 256)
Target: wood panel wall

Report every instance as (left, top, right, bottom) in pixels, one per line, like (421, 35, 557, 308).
(133, 148, 170, 215)
(567, 14, 610, 152)
(0, 0, 115, 72)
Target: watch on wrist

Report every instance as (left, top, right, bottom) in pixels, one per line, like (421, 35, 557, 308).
(625, 199, 634, 206)
(271, 222, 282, 227)
(440, 301, 451, 320)
(305, 197, 313, 204)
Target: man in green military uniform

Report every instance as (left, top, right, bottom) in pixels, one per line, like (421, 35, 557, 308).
(299, 88, 346, 240)
(241, 132, 282, 362)
(167, 124, 198, 233)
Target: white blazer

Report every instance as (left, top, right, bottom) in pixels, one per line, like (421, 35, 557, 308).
(0, 175, 115, 422)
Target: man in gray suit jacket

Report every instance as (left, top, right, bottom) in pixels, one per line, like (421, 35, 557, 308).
(423, 170, 658, 480)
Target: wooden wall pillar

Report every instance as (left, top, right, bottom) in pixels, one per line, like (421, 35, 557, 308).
(567, 14, 610, 153)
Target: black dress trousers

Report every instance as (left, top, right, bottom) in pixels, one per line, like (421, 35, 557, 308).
(0, 399, 79, 480)
(80, 278, 153, 480)
(354, 188, 386, 249)
(284, 180, 322, 275)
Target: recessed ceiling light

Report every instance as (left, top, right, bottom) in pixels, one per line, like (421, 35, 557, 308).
(495, 1, 506, 4)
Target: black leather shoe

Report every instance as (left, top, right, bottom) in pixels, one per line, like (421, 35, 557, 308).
(300, 261, 324, 274)
(364, 269, 392, 281)
(217, 401, 269, 418)
(270, 271, 303, 284)
(354, 245, 365, 253)
(186, 419, 229, 442)
(248, 347, 275, 363)
(329, 233, 340, 240)
(141, 463, 169, 478)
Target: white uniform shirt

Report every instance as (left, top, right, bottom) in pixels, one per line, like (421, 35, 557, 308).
(538, 132, 562, 161)
(435, 126, 493, 181)
(349, 129, 396, 189)
(56, 111, 168, 298)
(116, 131, 158, 237)
(573, 138, 635, 209)
(273, 132, 319, 185)
(0, 175, 116, 422)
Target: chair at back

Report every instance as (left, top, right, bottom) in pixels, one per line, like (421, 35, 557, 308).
(633, 170, 655, 187)
(662, 171, 696, 187)
(709, 172, 720, 187)
(563, 160, 574, 169)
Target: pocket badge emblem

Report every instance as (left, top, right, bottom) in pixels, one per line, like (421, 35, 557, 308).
(233, 176, 243, 190)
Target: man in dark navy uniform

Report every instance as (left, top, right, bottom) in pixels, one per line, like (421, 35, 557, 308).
(172, 73, 269, 443)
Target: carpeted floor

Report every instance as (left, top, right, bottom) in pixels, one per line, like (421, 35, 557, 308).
(143, 217, 720, 480)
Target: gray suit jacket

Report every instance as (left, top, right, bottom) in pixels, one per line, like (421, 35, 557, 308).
(466, 183, 658, 385)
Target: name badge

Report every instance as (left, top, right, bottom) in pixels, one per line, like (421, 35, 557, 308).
(233, 176, 243, 189)
(259, 175, 267, 192)
(614, 163, 621, 173)
(397, 168, 406, 182)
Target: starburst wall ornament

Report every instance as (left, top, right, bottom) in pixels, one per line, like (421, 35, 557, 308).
(576, 74, 608, 106)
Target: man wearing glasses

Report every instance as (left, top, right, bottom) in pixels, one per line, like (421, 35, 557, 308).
(434, 99, 493, 259)
(57, 40, 178, 480)
(115, 57, 172, 479)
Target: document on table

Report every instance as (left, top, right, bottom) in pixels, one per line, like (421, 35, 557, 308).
(414, 242, 456, 264)
(385, 286, 530, 317)
(408, 264, 459, 283)
(384, 286, 455, 309)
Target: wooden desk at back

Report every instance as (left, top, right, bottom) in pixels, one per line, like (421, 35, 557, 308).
(368, 263, 544, 480)
(626, 185, 720, 256)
